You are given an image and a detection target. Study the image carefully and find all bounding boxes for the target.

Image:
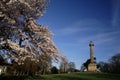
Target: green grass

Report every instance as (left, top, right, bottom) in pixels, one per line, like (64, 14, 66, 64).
(0, 72, 120, 80)
(41, 72, 120, 80)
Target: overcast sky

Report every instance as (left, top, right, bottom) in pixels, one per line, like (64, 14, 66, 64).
(37, 0, 120, 69)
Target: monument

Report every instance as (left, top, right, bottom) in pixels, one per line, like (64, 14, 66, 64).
(88, 41, 97, 72)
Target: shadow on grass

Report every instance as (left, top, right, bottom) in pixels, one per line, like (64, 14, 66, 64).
(69, 72, 120, 80)
(0, 76, 26, 80)
(93, 73, 120, 80)
(0, 75, 45, 80)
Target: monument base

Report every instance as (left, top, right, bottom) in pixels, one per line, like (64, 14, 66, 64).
(88, 63, 97, 72)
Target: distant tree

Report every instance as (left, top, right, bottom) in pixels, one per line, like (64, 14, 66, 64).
(74, 68, 80, 72)
(0, 0, 59, 75)
(59, 56, 68, 73)
(68, 62, 76, 72)
(97, 61, 110, 72)
(51, 66, 58, 74)
(98, 53, 120, 73)
(109, 53, 120, 73)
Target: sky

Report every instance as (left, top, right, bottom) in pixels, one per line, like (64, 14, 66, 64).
(37, 0, 120, 69)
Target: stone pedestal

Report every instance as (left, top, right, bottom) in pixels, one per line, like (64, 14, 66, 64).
(88, 63, 97, 72)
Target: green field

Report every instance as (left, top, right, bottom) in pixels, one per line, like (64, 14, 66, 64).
(0, 72, 120, 80)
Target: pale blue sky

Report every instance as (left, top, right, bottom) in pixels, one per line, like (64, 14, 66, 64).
(37, 0, 120, 69)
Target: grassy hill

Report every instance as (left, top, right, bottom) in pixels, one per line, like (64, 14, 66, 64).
(41, 72, 120, 80)
(0, 72, 120, 80)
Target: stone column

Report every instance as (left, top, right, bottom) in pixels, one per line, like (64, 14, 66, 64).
(88, 41, 97, 72)
(89, 41, 94, 63)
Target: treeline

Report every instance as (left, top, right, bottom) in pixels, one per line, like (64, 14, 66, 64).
(98, 53, 120, 74)
(0, 54, 79, 75)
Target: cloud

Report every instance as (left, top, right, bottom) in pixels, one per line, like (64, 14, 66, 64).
(78, 31, 120, 45)
(112, 0, 120, 27)
(56, 19, 103, 36)
(59, 27, 89, 35)
(54, 18, 120, 49)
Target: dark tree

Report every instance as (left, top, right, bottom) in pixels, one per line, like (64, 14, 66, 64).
(68, 62, 76, 72)
(51, 66, 58, 74)
(97, 61, 110, 72)
(59, 56, 68, 73)
(98, 53, 120, 73)
(83, 59, 91, 69)
(109, 53, 120, 73)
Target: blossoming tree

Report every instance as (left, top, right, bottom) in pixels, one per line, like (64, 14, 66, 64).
(0, 0, 59, 67)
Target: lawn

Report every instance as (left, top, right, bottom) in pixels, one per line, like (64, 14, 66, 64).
(0, 72, 120, 80)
